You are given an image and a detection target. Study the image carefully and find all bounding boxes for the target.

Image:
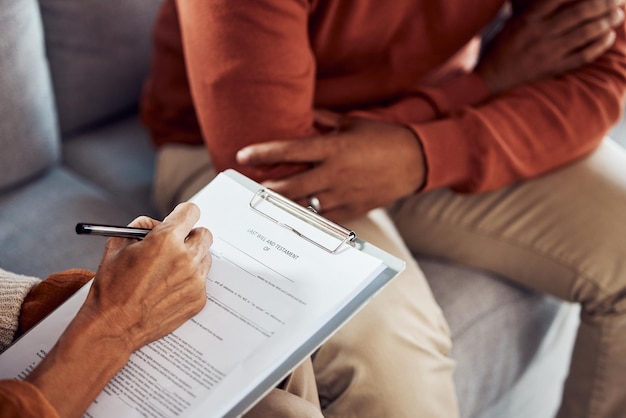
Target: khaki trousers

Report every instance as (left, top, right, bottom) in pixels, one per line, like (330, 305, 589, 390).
(246, 358, 323, 418)
(391, 139, 626, 418)
(154, 139, 626, 418)
(154, 145, 459, 418)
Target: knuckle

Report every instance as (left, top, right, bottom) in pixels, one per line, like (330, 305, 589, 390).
(184, 201, 200, 215)
(554, 40, 571, 57)
(167, 249, 192, 273)
(181, 249, 199, 267)
(584, 18, 605, 35)
(564, 26, 592, 46)
(129, 215, 151, 226)
(198, 227, 213, 245)
(570, 52, 589, 67)
(569, 5, 586, 21)
(588, 0, 606, 14)
(611, 8, 625, 26)
(191, 295, 207, 314)
(581, 24, 597, 38)
(147, 224, 171, 241)
(582, 48, 599, 63)
(598, 18, 612, 32)
(188, 279, 207, 303)
(564, 56, 583, 70)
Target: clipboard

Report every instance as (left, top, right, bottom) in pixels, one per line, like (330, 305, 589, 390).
(198, 170, 406, 417)
(0, 169, 405, 418)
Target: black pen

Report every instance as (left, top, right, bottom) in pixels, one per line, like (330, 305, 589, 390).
(76, 223, 151, 240)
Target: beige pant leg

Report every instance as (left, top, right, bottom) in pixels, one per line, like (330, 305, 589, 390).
(390, 139, 626, 418)
(154, 145, 460, 418)
(155, 146, 324, 417)
(245, 359, 323, 418)
(153, 144, 217, 217)
(314, 209, 459, 418)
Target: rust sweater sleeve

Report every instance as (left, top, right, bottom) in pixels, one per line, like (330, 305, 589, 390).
(353, 20, 626, 192)
(174, 0, 492, 182)
(351, 72, 491, 125)
(0, 381, 59, 418)
(175, 0, 317, 181)
(409, 19, 626, 192)
(175, 0, 626, 192)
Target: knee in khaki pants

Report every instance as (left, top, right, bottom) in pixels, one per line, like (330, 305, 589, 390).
(313, 209, 459, 418)
(153, 144, 217, 216)
(391, 139, 626, 418)
(245, 359, 323, 418)
(154, 147, 460, 418)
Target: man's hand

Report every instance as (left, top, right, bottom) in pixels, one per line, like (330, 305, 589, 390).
(237, 117, 426, 223)
(477, 0, 625, 94)
(84, 202, 212, 353)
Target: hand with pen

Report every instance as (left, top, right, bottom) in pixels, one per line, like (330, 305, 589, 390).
(4, 202, 322, 418)
(86, 202, 213, 352)
(23, 202, 212, 418)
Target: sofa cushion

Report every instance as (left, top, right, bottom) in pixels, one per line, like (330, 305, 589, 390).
(481, 303, 578, 418)
(0, 168, 140, 278)
(62, 117, 157, 217)
(418, 257, 575, 417)
(0, 0, 59, 191)
(38, 0, 163, 137)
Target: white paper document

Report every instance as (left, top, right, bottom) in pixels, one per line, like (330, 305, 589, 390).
(0, 170, 404, 417)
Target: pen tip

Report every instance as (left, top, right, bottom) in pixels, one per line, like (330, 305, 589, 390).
(75, 223, 87, 235)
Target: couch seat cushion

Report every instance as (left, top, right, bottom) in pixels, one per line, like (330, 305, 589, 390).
(0, 168, 141, 278)
(62, 117, 157, 217)
(418, 256, 576, 417)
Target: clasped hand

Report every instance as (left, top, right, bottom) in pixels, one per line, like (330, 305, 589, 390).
(237, 117, 426, 223)
(477, 0, 625, 93)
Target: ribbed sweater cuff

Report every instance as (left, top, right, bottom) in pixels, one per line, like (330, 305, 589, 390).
(0, 269, 40, 352)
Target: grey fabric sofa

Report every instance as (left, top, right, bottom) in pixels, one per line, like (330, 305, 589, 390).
(0, 0, 580, 416)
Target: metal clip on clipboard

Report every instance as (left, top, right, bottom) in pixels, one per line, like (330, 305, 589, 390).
(249, 188, 356, 254)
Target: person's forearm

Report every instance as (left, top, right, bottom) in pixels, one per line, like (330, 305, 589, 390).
(24, 203, 210, 418)
(26, 308, 132, 418)
(412, 44, 626, 193)
(349, 72, 491, 125)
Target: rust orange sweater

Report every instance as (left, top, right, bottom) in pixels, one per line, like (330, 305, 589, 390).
(141, 0, 626, 193)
